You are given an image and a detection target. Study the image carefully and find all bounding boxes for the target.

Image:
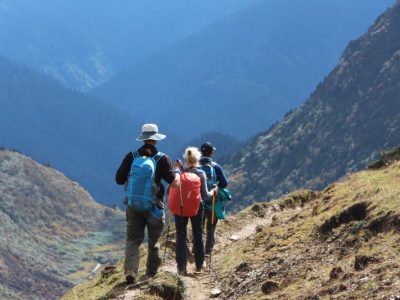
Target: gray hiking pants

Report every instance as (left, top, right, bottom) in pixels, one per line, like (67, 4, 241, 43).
(125, 207, 164, 276)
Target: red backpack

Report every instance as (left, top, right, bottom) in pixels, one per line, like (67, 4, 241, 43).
(168, 171, 201, 217)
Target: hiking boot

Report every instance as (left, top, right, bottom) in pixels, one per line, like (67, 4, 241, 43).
(195, 267, 203, 274)
(145, 270, 157, 278)
(125, 271, 137, 284)
(178, 269, 188, 276)
(146, 256, 162, 278)
(139, 274, 149, 282)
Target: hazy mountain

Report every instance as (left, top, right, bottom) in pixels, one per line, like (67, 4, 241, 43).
(0, 0, 252, 90)
(92, 0, 393, 140)
(0, 149, 124, 300)
(0, 55, 146, 205)
(226, 1, 400, 210)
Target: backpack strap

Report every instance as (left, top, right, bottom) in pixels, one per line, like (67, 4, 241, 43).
(153, 151, 164, 163)
(132, 150, 139, 159)
(204, 163, 217, 185)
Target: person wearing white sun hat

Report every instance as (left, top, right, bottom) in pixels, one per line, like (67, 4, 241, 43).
(116, 123, 180, 284)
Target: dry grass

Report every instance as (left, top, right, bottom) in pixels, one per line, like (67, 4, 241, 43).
(63, 161, 400, 300)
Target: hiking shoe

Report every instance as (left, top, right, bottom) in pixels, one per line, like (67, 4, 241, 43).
(178, 269, 188, 276)
(145, 270, 157, 278)
(125, 271, 137, 284)
(195, 267, 203, 274)
(139, 274, 149, 282)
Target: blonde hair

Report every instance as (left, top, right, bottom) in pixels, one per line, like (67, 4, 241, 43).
(183, 147, 201, 168)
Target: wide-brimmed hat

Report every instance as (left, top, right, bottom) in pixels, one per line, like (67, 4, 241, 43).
(136, 124, 166, 141)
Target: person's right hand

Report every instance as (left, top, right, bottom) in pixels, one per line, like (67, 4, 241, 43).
(213, 187, 218, 196)
(174, 159, 183, 170)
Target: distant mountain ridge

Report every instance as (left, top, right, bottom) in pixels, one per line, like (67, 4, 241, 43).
(0, 0, 252, 90)
(92, 0, 393, 140)
(0, 55, 142, 205)
(226, 1, 400, 210)
(0, 149, 124, 300)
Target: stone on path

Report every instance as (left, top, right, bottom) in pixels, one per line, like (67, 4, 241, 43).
(210, 288, 222, 298)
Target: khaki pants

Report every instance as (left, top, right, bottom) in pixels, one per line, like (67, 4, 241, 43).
(125, 207, 164, 276)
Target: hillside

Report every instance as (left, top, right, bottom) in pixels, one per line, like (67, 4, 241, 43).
(226, 0, 400, 210)
(0, 0, 251, 90)
(62, 147, 400, 299)
(0, 149, 124, 300)
(173, 132, 243, 162)
(0, 55, 146, 205)
(92, 0, 393, 139)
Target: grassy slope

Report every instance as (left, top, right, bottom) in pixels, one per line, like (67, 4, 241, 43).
(62, 154, 400, 299)
(216, 162, 400, 299)
(0, 149, 125, 300)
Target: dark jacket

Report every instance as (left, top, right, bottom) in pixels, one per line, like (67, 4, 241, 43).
(115, 144, 175, 201)
(199, 157, 228, 189)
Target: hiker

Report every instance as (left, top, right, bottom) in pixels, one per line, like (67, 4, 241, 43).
(169, 147, 217, 275)
(200, 142, 228, 256)
(115, 124, 180, 284)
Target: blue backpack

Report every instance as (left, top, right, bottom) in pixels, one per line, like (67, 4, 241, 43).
(126, 151, 164, 212)
(200, 161, 217, 204)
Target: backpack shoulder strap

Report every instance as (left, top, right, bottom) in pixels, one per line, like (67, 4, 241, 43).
(209, 163, 217, 184)
(153, 151, 165, 163)
(132, 150, 139, 159)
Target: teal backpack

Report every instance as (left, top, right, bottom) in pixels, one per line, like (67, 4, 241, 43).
(126, 151, 164, 212)
(206, 188, 232, 220)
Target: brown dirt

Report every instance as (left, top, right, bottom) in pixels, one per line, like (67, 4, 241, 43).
(114, 208, 274, 300)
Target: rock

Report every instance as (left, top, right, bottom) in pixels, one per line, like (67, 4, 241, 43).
(101, 265, 117, 279)
(235, 262, 251, 273)
(354, 255, 378, 271)
(268, 270, 278, 278)
(329, 267, 343, 280)
(230, 235, 239, 241)
(261, 280, 280, 295)
(251, 203, 265, 217)
(210, 288, 222, 298)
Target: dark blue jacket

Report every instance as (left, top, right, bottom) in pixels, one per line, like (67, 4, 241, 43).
(199, 157, 228, 189)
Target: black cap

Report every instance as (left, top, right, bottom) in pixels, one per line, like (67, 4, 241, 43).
(200, 142, 216, 155)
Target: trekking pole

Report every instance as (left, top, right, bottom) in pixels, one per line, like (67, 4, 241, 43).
(209, 189, 216, 273)
(179, 182, 183, 218)
(163, 210, 173, 263)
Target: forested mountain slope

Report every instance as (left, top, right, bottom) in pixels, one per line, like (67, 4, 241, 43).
(0, 0, 251, 90)
(92, 0, 393, 139)
(173, 132, 243, 162)
(226, 1, 400, 210)
(0, 56, 141, 205)
(0, 149, 124, 300)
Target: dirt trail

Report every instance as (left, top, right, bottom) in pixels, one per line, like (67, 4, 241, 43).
(118, 212, 273, 300)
